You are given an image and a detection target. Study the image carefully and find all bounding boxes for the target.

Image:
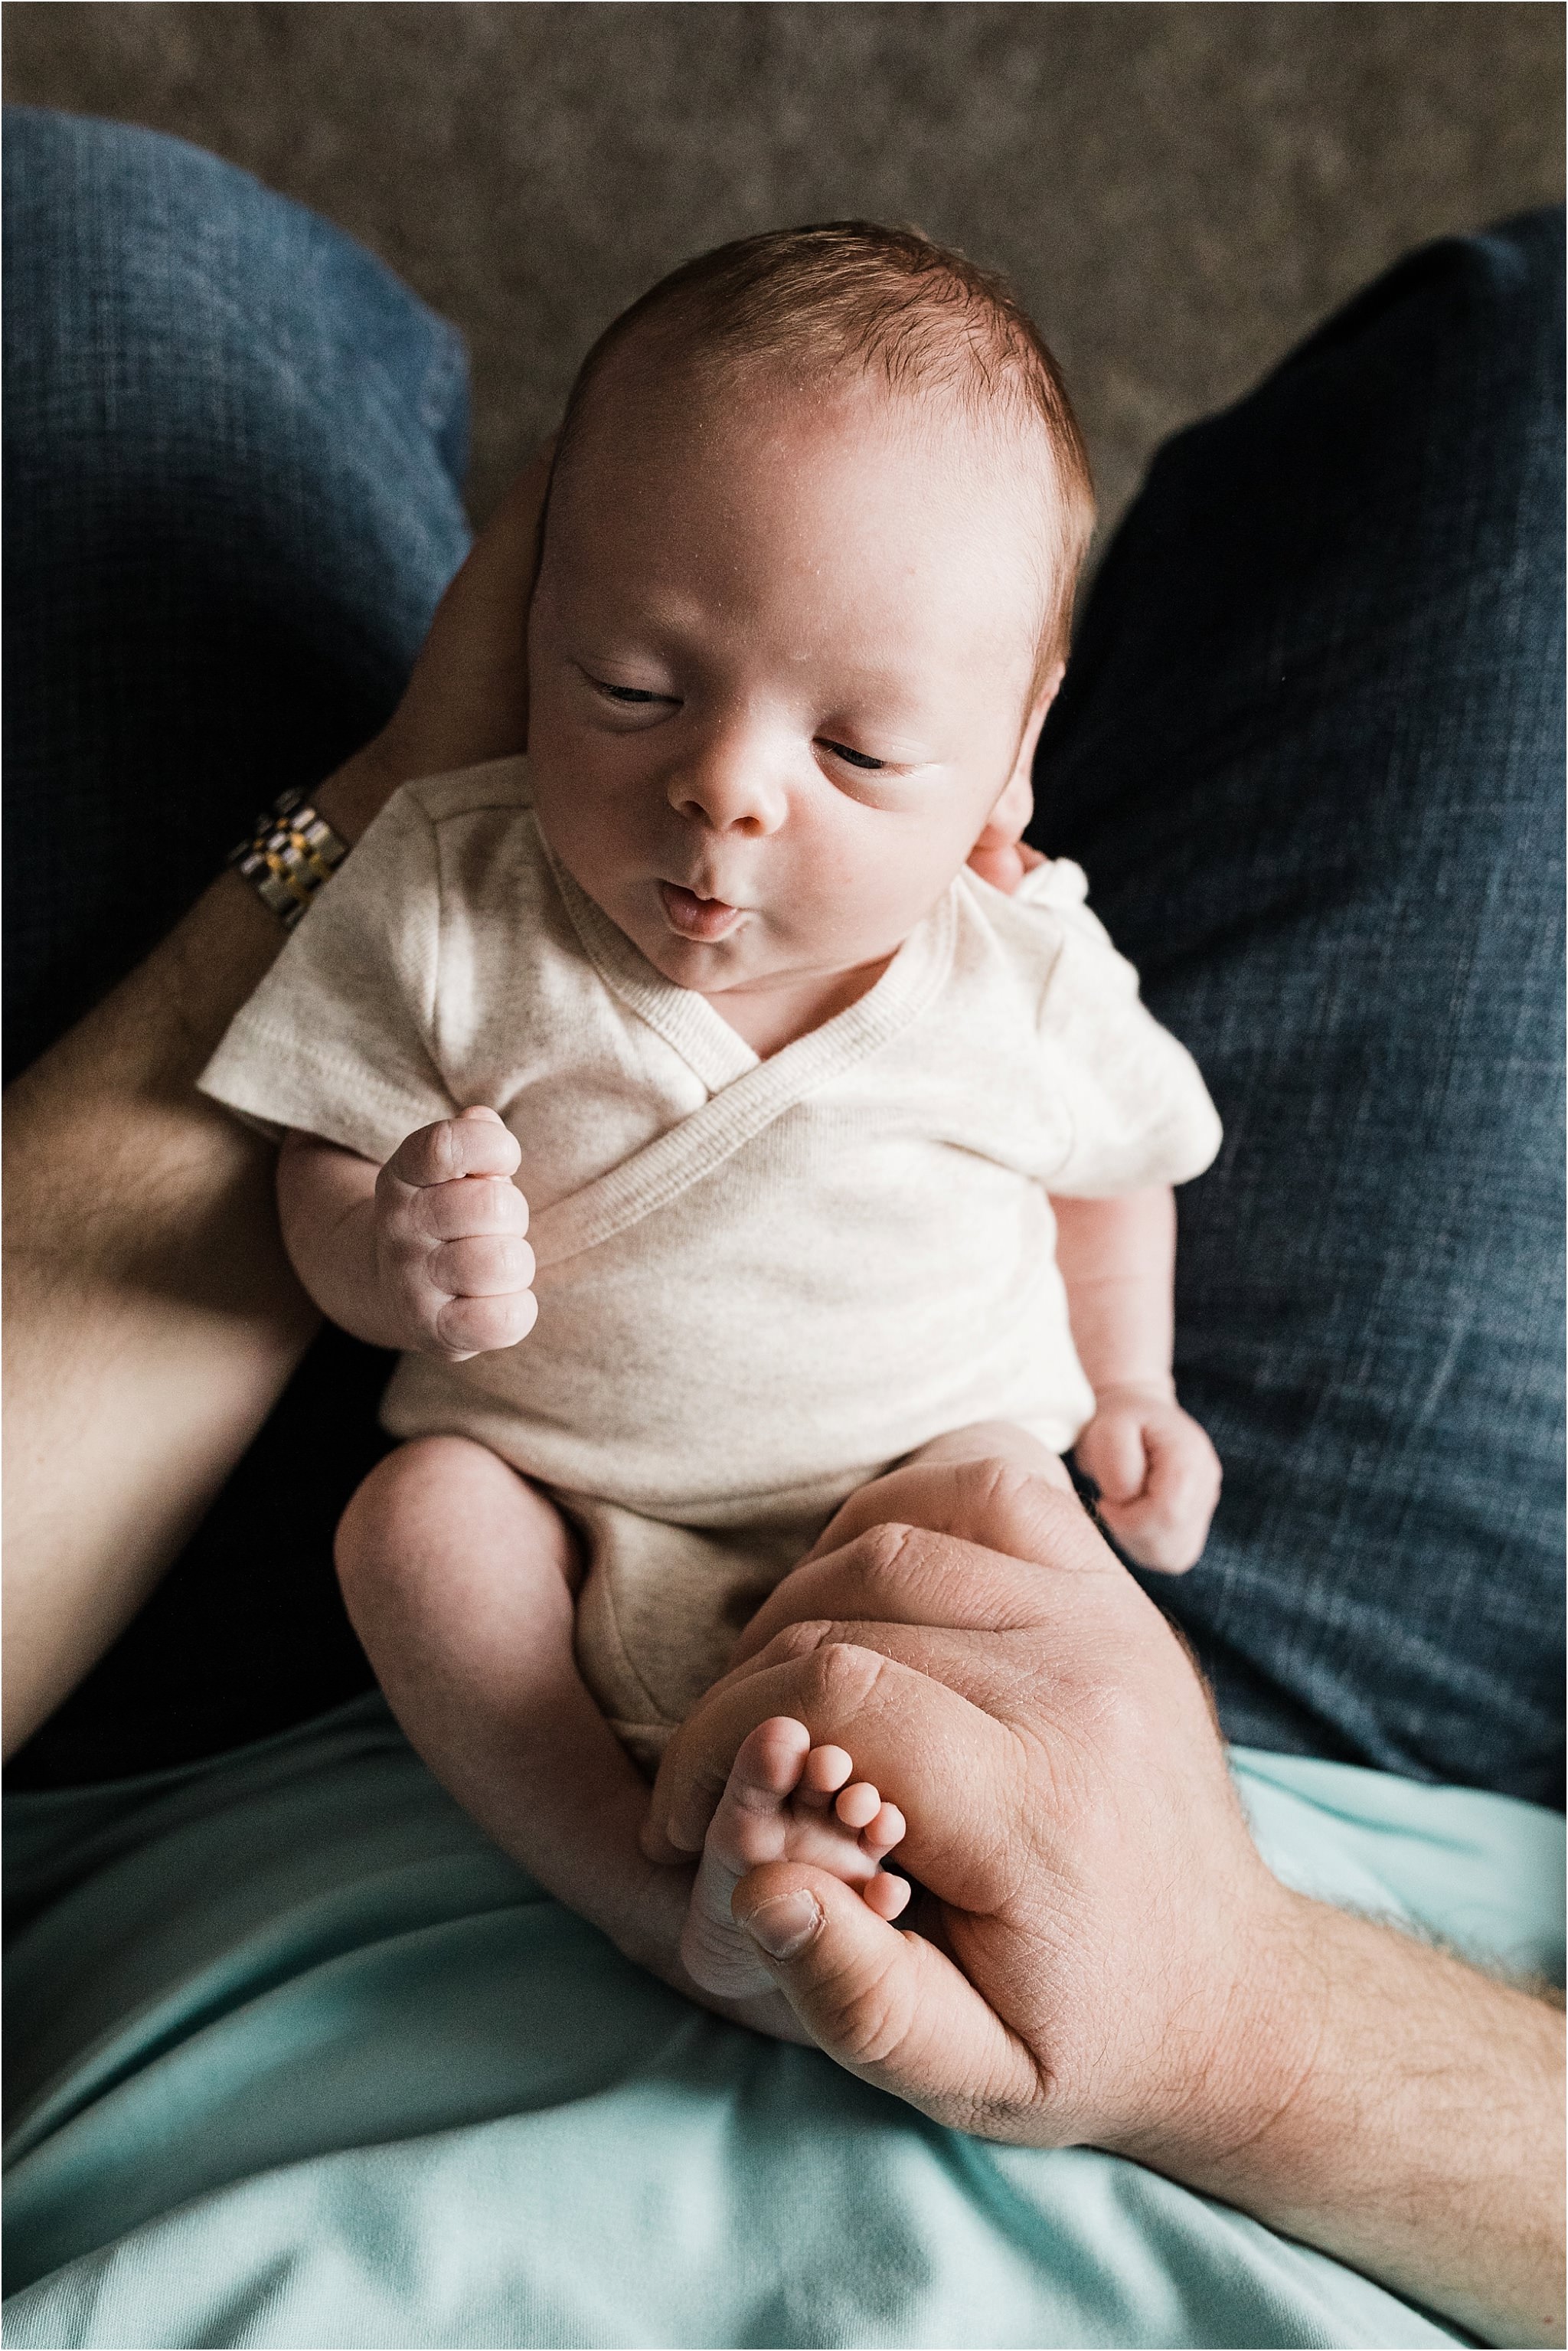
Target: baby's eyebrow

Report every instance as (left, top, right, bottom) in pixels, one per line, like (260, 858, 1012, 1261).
(812, 660, 942, 709)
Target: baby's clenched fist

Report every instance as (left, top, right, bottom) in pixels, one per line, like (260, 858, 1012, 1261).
(1073, 1384, 1220, 1574)
(375, 1107, 536, 1360)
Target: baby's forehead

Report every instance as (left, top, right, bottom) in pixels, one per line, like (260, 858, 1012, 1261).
(549, 343, 1062, 683)
(565, 333, 1057, 549)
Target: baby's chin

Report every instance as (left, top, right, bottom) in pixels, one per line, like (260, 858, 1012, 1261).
(606, 875, 901, 1019)
(636, 918, 782, 996)
(606, 890, 756, 984)
(629, 907, 862, 1018)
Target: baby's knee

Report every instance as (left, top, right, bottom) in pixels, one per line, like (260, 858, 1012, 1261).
(336, 1437, 579, 1620)
(335, 1435, 503, 1592)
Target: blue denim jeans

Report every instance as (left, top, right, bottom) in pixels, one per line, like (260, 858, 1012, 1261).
(1035, 208, 1566, 1805)
(6, 107, 1562, 1803)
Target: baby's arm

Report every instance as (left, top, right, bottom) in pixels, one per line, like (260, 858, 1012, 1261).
(1050, 1185, 1220, 1572)
(276, 1106, 536, 1358)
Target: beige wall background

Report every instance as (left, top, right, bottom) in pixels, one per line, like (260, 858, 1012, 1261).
(5, 2, 1563, 531)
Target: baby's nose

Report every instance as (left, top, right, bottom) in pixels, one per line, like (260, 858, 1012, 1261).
(667, 744, 786, 835)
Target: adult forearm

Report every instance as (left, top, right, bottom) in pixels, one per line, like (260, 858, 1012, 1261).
(1134, 1895, 1566, 2347)
(3, 458, 554, 1753)
(1, 751, 394, 1752)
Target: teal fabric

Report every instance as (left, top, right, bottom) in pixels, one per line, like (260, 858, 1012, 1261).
(4, 1698, 1560, 2349)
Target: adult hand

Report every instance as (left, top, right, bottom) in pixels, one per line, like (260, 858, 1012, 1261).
(322, 448, 554, 838)
(648, 1460, 1285, 2150)
(645, 1460, 1565, 2346)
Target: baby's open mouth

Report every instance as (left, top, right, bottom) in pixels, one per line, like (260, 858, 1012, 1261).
(658, 881, 746, 942)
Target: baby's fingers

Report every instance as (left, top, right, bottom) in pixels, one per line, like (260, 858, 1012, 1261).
(1101, 1425, 1220, 1574)
(387, 1107, 520, 1189)
(1073, 1412, 1149, 1506)
(419, 1174, 528, 1242)
(1097, 1496, 1195, 1574)
(430, 1233, 536, 1298)
(432, 1288, 538, 1359)
(1146, 1418, 1221, 1526)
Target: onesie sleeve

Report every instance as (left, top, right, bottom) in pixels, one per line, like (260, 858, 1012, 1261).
(198, 783, 459, 1166)
(1022, 858, 1223, 1197)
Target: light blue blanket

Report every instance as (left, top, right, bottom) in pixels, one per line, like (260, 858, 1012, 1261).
(4, 1695, 1560, 2349)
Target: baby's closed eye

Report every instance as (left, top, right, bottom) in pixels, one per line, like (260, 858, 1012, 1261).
(817, 737, 885, 772)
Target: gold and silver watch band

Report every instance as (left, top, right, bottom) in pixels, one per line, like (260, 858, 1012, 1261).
(228, 788, 349, 928)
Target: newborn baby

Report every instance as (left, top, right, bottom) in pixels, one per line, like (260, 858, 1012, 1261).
(200, 224, 1221, 2010)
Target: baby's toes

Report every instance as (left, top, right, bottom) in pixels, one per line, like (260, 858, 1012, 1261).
(842, 1793, 906, 1861)
(681, 1718, 813, 1998)
(862, 1870, 913, 1922)
(705, 1717, 812, 1872)
(831, 1782, 907, 1913)
(795, 1742, 855, 1813)
(834, 1780, 903, 1844)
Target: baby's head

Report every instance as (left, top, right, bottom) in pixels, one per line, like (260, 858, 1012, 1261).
(528, 222, 1094, 1033)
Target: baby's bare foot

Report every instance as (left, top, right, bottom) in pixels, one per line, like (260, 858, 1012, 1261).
(680, 1715, 909, 1998)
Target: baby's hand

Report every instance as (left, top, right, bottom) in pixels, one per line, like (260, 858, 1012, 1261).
(1073, 1384, 1220, 1574)
(374, 1107, 536, 1361)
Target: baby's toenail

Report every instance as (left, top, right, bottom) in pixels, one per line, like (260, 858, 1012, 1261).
(743, 1890, 822, 1958)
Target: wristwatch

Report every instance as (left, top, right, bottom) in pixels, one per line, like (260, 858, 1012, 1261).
(228, 788, 349, 928)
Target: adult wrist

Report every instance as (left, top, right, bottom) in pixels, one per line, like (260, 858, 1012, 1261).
(1112, 1890, 1566, 2346)
(1104, 1882, 1328, 2184)
(312, 740, 403, 845)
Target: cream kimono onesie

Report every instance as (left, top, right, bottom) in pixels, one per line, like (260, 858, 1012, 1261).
(201, 757, 1222, 1768)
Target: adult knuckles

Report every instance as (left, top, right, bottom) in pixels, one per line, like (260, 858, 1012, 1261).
(815, 1516, 1028, 1614)
(745, 1618, 841, 1671)
(750, 1514, 1090, 1665)
(740, 1524, 931, 1649)
(709, 1637, 891, 1752)
(733, 1613, 936, 1699)
(789, 1637, 890, 1721)
(859, 1509, 1095, 1616)
(935, 1461, 1109, 1576)
(828, 1518, 921, 1579)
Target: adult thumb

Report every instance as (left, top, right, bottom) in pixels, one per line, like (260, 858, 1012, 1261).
(732, 1862, 1045, 2136)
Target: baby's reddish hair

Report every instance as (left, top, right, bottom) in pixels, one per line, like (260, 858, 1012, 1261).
(554, 221, 1096, 675)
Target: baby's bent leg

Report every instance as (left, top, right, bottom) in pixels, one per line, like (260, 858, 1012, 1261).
(335, 1436, 688, 1973)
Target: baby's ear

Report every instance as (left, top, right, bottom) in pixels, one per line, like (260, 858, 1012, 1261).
(978, 767, 1034, 853)
(967, 768, 1037, 894)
